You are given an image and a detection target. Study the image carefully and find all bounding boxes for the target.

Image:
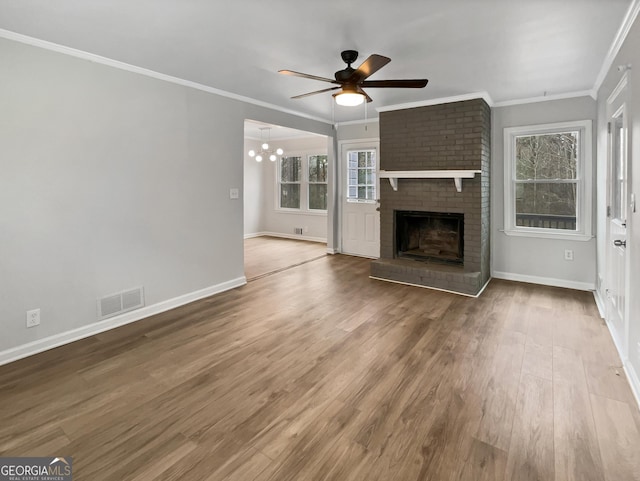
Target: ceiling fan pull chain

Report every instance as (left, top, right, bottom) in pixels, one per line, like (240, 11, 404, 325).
(364, 99, 368, 131)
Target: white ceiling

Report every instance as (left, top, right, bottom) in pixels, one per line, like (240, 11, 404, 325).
(0, 0, 633, 123)
(244, 119, 324, 141)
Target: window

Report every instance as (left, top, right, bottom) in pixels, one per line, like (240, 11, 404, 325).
(347, 150, 376, 202)
(504, 120, 592, 240)
(280, 156, 301, 209)
(278, 152, 328, 213)
(308, 155, 328, 210)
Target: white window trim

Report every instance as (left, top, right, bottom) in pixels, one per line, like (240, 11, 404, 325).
(503, 120, 593, 241)
(276, 150, 328, 215)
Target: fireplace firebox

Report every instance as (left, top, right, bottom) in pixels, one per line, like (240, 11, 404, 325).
(395, 211, 464, 265)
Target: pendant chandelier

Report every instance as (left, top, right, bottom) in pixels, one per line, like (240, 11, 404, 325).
(248, 127, 284, 162)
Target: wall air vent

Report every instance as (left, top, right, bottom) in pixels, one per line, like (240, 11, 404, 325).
(98, 286, 145, 320)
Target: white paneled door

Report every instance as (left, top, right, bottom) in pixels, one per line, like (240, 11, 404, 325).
(605, 76, 629, 356)
(341, 141, 380, 258)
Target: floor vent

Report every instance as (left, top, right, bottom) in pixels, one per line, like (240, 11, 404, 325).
(98, 286, 145, 320)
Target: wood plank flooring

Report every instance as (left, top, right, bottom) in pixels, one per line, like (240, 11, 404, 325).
(244, 236, 326, 281)
(1, 254, 639, 481)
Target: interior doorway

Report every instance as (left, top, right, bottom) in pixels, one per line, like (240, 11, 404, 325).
(243, 120, 331, 278)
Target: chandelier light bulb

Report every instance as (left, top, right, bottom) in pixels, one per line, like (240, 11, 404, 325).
(247, 127, 284, 162)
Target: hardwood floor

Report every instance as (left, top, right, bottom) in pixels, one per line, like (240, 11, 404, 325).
(1, 254, 639, 480)
(244, 236, 326, 281)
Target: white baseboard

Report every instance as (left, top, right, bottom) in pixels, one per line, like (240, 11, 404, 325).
(243, 232, 263, 239)
(326, 247, 338, 255)
(604, 317, 640, 411)
(625, 362, 640, 411)
(0, 277, 247, 367)
(250, 231, 327, 244)
(593, 289, 606, 318)
(491, 271, 596, 291)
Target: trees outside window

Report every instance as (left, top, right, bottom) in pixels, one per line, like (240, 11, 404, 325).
(308, 155, 328, 210)
(280, 156, 301, 209)
(278, 153, 328, 212)
(504, 120, 592, 240)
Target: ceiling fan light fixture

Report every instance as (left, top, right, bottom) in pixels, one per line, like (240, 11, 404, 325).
(335, 91, 365, 107)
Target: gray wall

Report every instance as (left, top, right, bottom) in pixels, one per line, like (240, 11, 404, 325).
(491, 96, 598, 288)
(0, 37, 332, 355)
(596, 12, 640, 391)
(243, 138, 264, 236)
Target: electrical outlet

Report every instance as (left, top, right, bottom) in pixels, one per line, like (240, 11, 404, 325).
(229, 188, 239, 199)
(564, 249, 574, 261)
(26, 308, 40, 328)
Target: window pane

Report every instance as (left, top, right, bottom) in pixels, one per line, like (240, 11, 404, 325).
(280, 184, 300, 209)
(612, 115, 625, 220)
(280, 157, 301, 182)
(515, 132, 578, 180)
(515, 182, 577, 230)
(309, 184, 327, 210)
(308, 155, 328, 183)
(367, 151, 376, 168)
(347, 150, 376, 201)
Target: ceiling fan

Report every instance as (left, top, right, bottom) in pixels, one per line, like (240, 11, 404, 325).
(279, 50, 428, 106)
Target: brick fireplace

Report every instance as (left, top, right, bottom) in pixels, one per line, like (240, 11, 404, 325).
(370, 98, 491, 296)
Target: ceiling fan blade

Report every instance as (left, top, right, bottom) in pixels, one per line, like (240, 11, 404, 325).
(347, 54, 391, 83)
(291, 86, 341, 99)
(361, 79, 429, 88)
(278, 70, 337, 84)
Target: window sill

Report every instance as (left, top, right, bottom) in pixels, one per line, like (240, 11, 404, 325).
(275, 209, 327, 216)
(502, 228, 593, 241)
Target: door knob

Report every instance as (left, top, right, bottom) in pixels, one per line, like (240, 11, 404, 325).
(613, 239, 626, 247)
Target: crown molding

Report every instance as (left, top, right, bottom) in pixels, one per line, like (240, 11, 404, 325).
(493, 89, 597, 108)
(593, 0, 640, 93)
(0, 28, 333, 125)
(376, 91, 494, 112)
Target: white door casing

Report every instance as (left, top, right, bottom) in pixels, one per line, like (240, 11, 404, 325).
(605, 74, 629, 358)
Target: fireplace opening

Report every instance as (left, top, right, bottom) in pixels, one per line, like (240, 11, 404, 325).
(395, 211, 464, 265)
